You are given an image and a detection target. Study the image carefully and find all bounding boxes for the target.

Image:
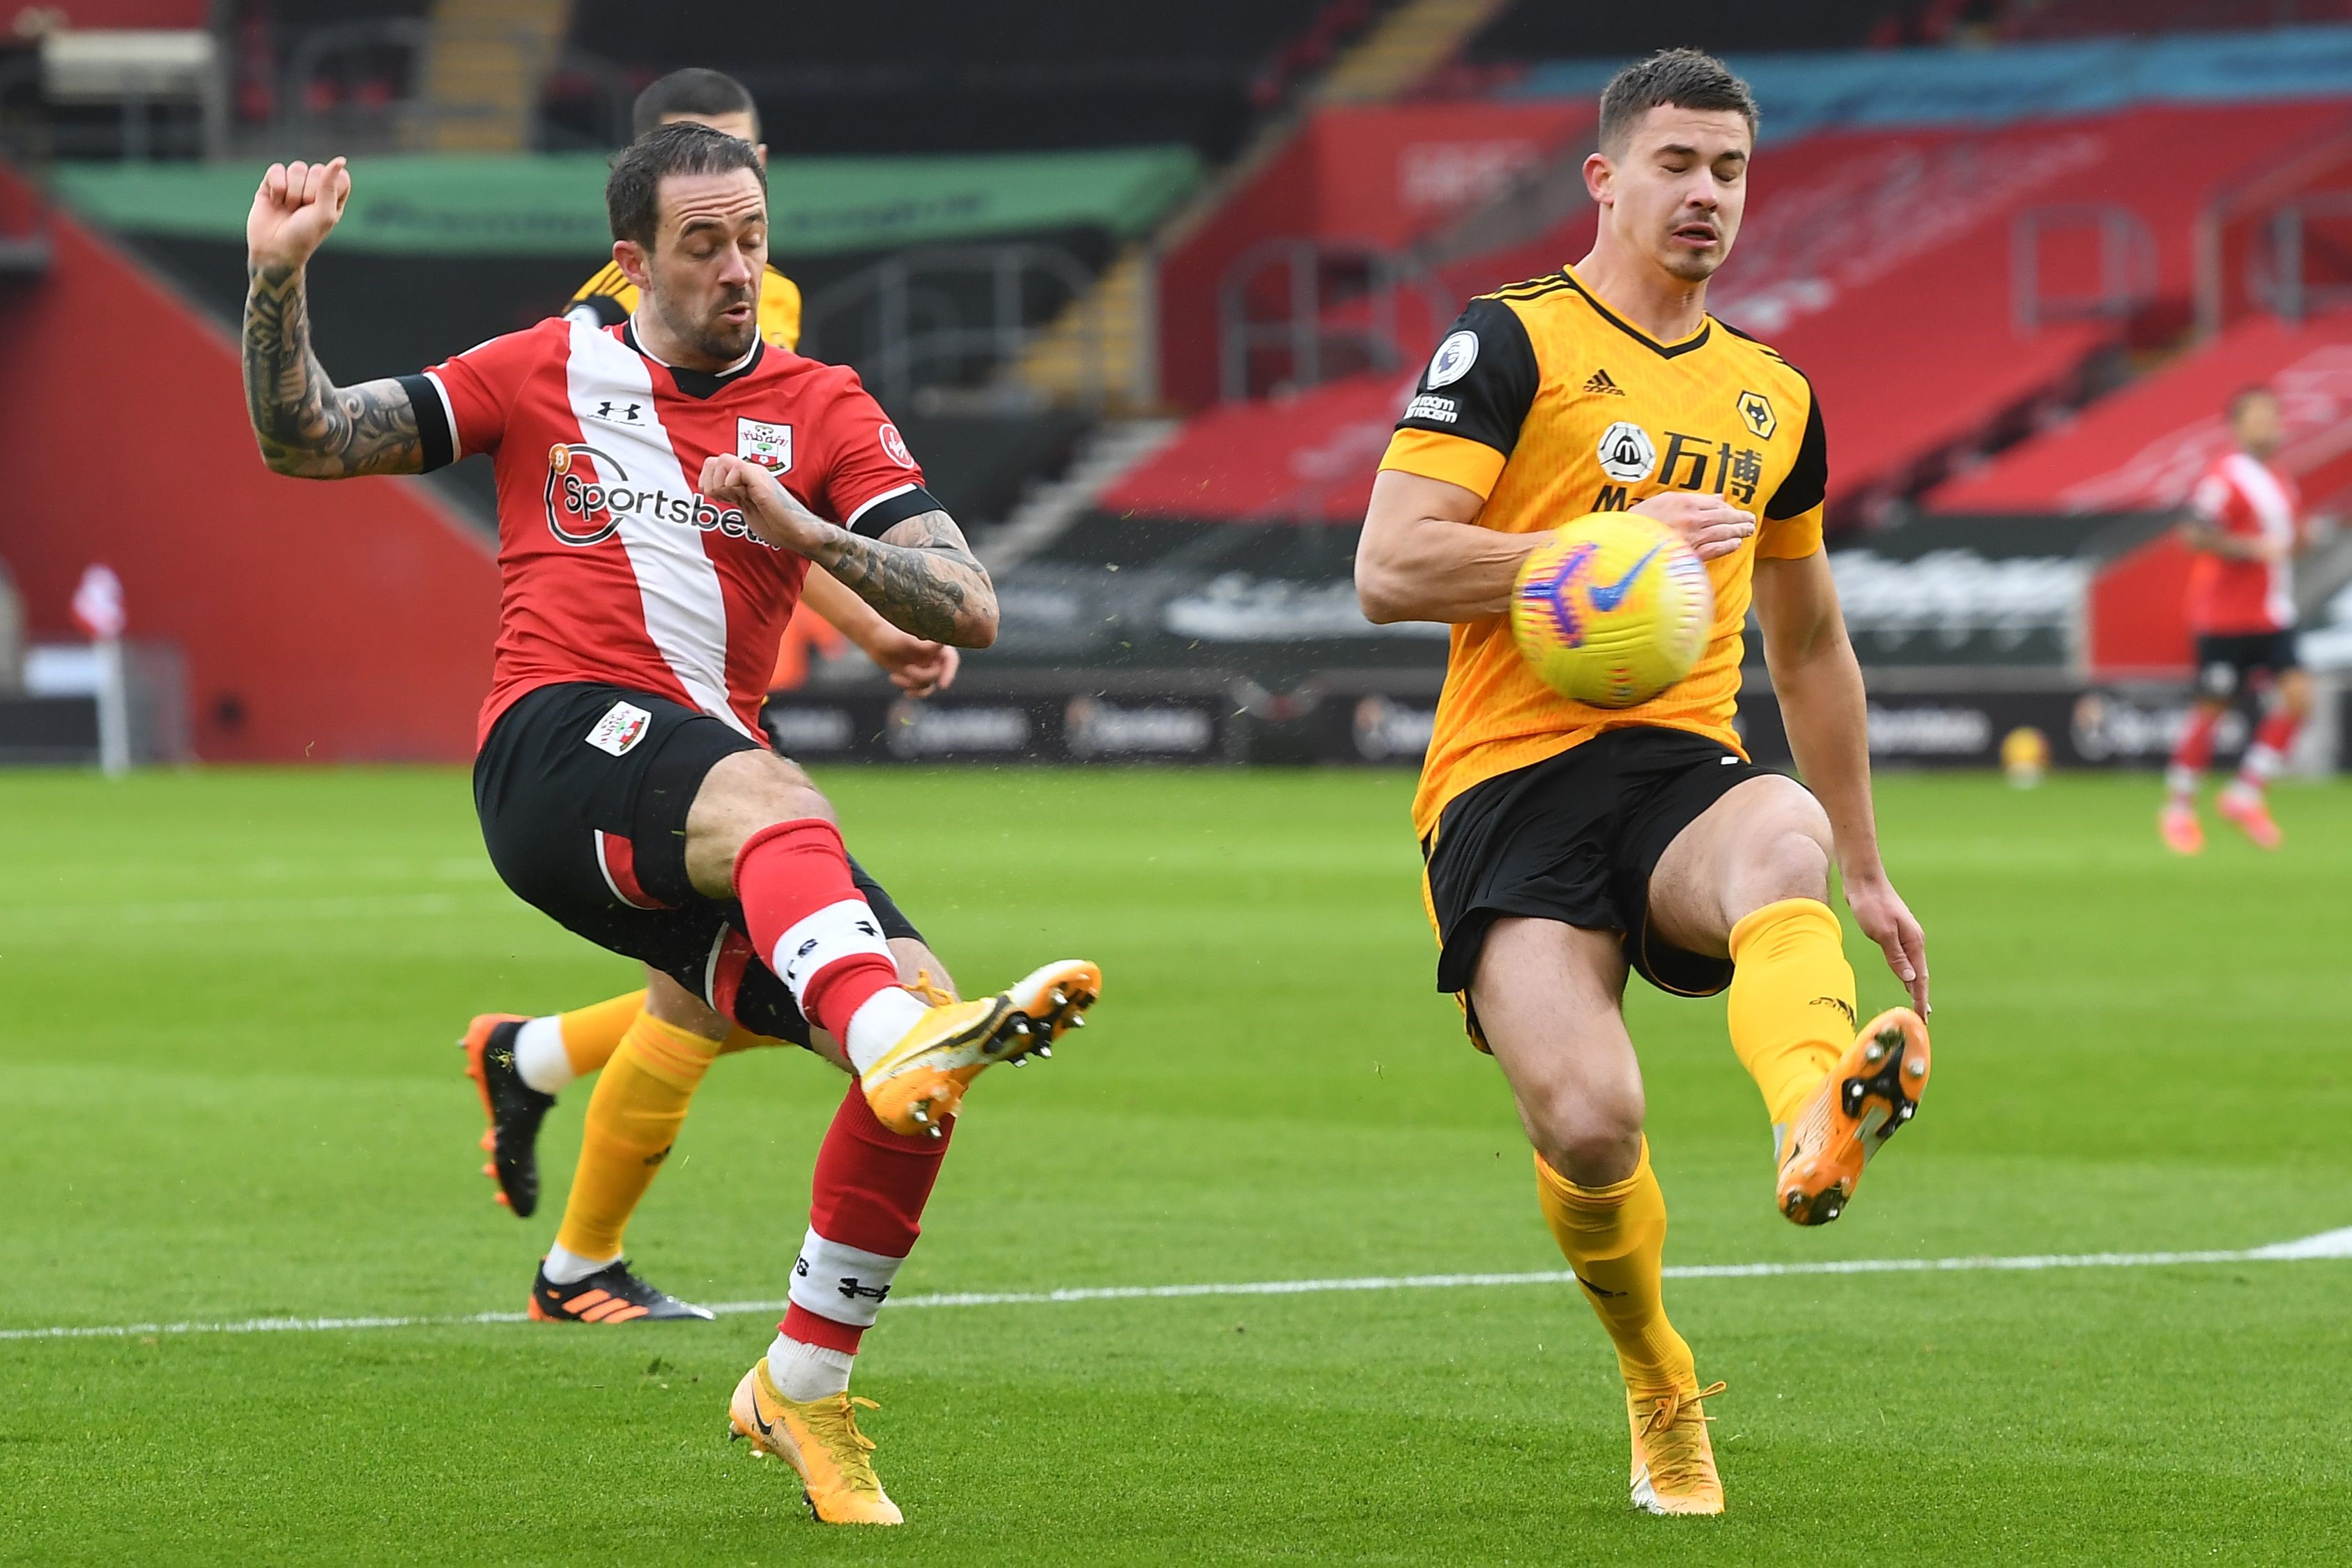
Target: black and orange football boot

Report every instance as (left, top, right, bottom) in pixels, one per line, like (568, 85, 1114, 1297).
(460, 1013, 554, 1218)
(528, 1258, 715, 1323)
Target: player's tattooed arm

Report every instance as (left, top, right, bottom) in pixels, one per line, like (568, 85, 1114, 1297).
(801, 512, 997, 647)
(241, 156, 424, 478)
(698, 455, 999, 646)
(241, 266, 424, 478)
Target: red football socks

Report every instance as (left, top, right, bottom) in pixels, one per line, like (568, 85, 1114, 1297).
(732, 818, 902, 1042)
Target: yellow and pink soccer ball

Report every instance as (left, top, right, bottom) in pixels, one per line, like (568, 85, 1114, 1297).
(1509, 512, 1714, 708)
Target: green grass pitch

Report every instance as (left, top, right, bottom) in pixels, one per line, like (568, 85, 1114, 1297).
(3, 764, 2349, 1564)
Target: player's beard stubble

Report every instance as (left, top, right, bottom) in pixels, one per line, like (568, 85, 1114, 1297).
(651, 277, 760, 366)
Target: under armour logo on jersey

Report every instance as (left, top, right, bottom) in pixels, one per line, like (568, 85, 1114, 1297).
(1583, 368, 1626, 396)
(591, 400, 644, 424)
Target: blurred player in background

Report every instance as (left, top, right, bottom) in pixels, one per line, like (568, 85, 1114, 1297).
(1356, 50, 1931, 1517)
(2160, 385, 2312, 853)
(460, 68, 962, 1329)
(243, 128, 1100, 1523)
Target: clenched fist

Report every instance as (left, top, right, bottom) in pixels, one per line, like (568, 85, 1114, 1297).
(247, 157, 351, 277)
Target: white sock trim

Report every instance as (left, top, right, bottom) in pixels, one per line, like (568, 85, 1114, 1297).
(541, 1243, 615, 1286)
(787, 1227, 906, 1329)
(2164, 763, 2199, 799)
(767, 1332, 855, 1401)
(844, 986, 930, 1076)
(770, 899, 895, 1004)
(512, 1015, 574, 1094)
(2240, 743, 2285, 783)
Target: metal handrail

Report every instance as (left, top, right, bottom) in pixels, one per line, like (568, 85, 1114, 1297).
(2257, 190, 2352, 323)
(801, 242, 1107, 409)
(2011, 202, 2157, 335)
(1217, 237, 1456, 403)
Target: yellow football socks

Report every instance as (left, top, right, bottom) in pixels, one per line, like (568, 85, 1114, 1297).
(552, 1012, 723, 1263)
(558, 990, 771, 1077)
(1726, 897, 1858, 1128)
(1534, 1139, 1695, 1395)
(557, 991, 647, 1077)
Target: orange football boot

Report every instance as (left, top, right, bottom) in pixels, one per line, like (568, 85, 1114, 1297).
(459, 1011, 550, 1215)
(858, 959, 1100, 1137)
(1776, 1007, 1931, 1227)
(2216, 786, 2283, 849)
(2159, 801, 2204, 856)
(1628, 1380, 1728, 1515)
(728, 1360, 902, 1525)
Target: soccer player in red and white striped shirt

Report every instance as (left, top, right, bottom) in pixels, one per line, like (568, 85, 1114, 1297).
(241, 128, 1100, 1524)
(2160, 385, 2313, 854)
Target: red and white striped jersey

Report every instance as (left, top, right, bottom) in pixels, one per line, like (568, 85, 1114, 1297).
(403, 317, 938, 746)
(2184, 450, 2301, 636)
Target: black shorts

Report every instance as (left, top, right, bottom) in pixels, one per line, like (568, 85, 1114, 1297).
(472, 682, 923, 1045)
(2193, 629, 2300, 699)
(1421, 728, 1778, 1024)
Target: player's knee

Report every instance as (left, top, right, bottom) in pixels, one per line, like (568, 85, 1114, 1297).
(1753, 824, 1831, 905)
(1523, 1079, 1645, 1186)
(682, 749, 837, 896)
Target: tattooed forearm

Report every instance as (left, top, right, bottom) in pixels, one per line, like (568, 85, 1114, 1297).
(242, 262, 422, 478)
(800, 511, 998, 646)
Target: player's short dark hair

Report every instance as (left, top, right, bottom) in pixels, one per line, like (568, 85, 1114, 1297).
(1597, 48, 1758, 155)
(630, 67, 760, 141)
(606, 121, 767, 249)
(2228, 383, 2278, 418)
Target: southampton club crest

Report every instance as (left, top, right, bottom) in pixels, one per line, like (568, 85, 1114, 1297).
(736, 417, 793, 474)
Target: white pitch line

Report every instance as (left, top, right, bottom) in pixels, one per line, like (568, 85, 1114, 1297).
(6, 1227, 2348, 1346)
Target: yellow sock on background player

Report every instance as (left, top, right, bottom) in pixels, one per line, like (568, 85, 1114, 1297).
(543, 1012, 722, 1278)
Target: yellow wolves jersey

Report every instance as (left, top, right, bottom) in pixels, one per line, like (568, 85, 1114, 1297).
(564, 261, 804, 351)
(1378, 266, 1827, 840)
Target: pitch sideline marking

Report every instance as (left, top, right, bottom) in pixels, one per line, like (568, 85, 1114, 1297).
(6, 1226, 2348, 1345)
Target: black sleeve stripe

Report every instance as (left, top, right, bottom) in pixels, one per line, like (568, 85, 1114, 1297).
(1393, 296, 1540, 459)
(397, 373, 455, 472)
(1764, 378, 1827, 521)
(846, 484, 941, 539)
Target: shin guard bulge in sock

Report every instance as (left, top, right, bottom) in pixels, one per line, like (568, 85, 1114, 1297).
(1726, 897, 1858, 1128)
(778, 1081, 952, 1356)
(733, 819, 903, 1042)
(1534, 1140, 1694, 1395)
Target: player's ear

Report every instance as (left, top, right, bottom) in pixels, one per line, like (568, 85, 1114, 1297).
(1583, 150, 1614, 207)
(754, 143, 767, 169)
(614, 238, 652, 292)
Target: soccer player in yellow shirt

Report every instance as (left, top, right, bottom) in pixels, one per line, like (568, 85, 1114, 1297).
(461, 68, 961, 1323)
(1355, 49, 1933, 1516)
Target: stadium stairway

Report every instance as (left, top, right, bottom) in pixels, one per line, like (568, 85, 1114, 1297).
(1008, 0, 1514, 413)
(414, 0, 574, 152)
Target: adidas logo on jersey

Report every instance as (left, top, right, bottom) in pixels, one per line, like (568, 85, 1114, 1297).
(1583, 369, 1626, 396)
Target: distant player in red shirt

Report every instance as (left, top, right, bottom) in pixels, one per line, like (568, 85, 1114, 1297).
(2160, 385, 2312, 854)
(241, 128, 1100, 1523)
